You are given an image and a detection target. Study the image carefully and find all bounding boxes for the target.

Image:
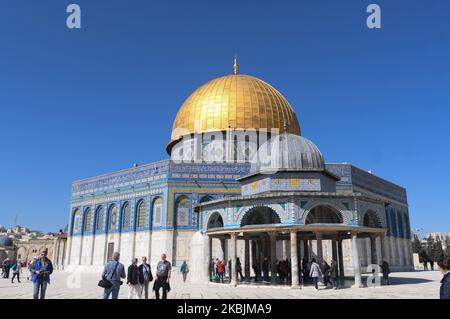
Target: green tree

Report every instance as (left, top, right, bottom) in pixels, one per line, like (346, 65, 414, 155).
(412, 236, 422, 254)
(432, 240, 445, 262)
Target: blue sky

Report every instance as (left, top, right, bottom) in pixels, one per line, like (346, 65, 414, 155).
(0, 0, 449, 235)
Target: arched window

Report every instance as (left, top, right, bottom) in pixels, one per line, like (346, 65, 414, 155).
(108, 205, 118, 231)
(96, 206, 105, 231)
(152, 197, 163, 226)
(176, 196, 190, 227)
(72, 209, 82, 234)
(137, 200, 146, 228)
(83, 208, 93, 233)
(122, 202, 132, 230)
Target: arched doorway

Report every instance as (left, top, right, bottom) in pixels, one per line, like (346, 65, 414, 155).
(207, 212, 224, 230)
(241, 206, 281, 227)
(305, 205, 343, 224)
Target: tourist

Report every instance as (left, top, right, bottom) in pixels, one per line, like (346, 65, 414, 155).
(423, 259, 428, 271)
(309, 258, 322, 290)
(102, 252, 126, 299)
(228, 259, 232, 282)
(437, 258, 450, 299)
(153, 253, 171, 299)
(31, 250, 53, 299)
(430, 259, 435, 271)
(301, 258, 308, 283)
(322, 261, 333, 288)
(215, 258, 220, 277)
(11, 259, 22, 283)
(27, 257, 37, 281)
(279, 260, 288, 285)
(180, 260, 189, 283)
(262, 257, 270, 282)
(217, 259, 225, 283)
(236, 258, 244, 281)
(138, 256, 153, 299)
(127, 258, 142, 299)
(2, 258, 11, 278)
(381, 261, 390, 285)
(209, 258, 216, 282)
(330, 259, 339, 289)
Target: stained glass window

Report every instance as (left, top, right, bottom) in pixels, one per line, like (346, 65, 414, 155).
(84, 208, 93, 233)
(122, 202, 132, 230)
(176, 196, 190, 227)
(137, 200, 146, 228)
(96, 206, 105, 231)
(108, 205, 118, 231)
(73, 209, 81, 233)
(152, 197, 162, 226)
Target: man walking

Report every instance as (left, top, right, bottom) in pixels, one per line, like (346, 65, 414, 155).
(381, 260, 391, 285)
(11, 260, 22, 283)
(138, 256, 153, 299)
(153, 253, 171, 299)
(2, 258, 11, 278)
(127, 258, 142, 299)
(102, 252, 126, 299)
(31, 250, 53, 299)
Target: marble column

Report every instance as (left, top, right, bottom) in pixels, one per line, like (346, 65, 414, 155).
(380, 234, 388, 264)
(269, 233, 277, 284)
(315, 232, 323, 264)
(370, 235, 377, 265)
(375, 235, 383, 265)
(331, 239, 338, 263)
(351, 232, 363, 288)
(303, 239, 309, 260)
(230, 233, 238, 287)
(337, 239, 345, 279)
(282, 240, 287, 260)
(244, 238, 250, 282)
(220, 238, 226, 260)
(290, 230, 300, 288)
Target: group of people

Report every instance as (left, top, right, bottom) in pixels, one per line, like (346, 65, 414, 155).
(208, 256, 395, 290)
(423, 258, 435, 271)
(301, 258, 340, 290)
(210, 257, 244, 283)
(102, 252, 187, 299)
(2, 257, 24, 282)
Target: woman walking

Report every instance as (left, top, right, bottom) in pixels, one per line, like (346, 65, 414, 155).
(309, 258, 322, 290)
(180, 260, 189, 283)
(330, 260, 339, 289)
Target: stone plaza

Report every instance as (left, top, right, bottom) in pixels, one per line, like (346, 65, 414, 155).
(0, 269, 442, 299)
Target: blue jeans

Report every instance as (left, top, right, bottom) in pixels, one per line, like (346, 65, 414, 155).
(312, 277, 319, 289)
(103, 280, 121, 299)
(33, 280, 48, 299)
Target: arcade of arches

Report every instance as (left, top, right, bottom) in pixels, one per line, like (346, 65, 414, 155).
(206, 206, 386, 288)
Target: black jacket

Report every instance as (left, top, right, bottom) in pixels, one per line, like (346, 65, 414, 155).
(440, 272, 450, 299)
(127, 265, 140, 285)
(138, 263, 153, 284)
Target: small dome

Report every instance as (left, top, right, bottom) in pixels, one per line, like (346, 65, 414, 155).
(0, 236, 14, 248)
(250, 133, 325, 173)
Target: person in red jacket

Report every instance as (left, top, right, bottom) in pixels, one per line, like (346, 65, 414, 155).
(217, 259, 226, 283)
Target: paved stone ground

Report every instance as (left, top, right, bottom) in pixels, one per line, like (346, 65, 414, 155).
(0, 270, 442, 299)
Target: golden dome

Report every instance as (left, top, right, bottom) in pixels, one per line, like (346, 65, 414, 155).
(168, 74, 301, 153)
